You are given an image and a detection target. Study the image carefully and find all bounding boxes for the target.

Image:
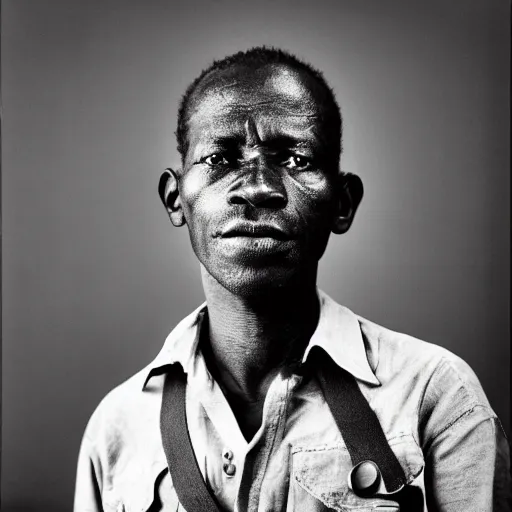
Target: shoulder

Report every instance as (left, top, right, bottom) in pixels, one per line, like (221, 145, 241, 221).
(356, 315, 496, 437)
(83, 363, 165, 441)
(80, 365, 167, 491)
(359, 316, 487, 395)
(84, 367, 152, 438)
(78, 304, 205, 489)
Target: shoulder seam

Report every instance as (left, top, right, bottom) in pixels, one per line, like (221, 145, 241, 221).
(418, 355, 494, 440)
(416, 353, 445, 425)
(431, 404, 496, 441)
(440, 356, 481, 404)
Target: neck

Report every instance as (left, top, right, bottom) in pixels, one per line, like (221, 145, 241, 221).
(200, 266, 320, 404)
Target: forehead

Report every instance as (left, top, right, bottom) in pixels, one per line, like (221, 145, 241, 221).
(189, 64, 324, 117)
(185, 64, 329, 152)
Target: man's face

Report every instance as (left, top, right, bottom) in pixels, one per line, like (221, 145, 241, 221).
(178, 63, 340, 295)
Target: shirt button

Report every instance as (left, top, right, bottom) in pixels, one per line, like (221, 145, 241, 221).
(223, 463, 236, 477)
(223, 449, 234, 461)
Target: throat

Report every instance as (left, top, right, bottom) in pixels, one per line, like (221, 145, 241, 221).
(199, 274, 320, 441)
(227, 396, 266, 443)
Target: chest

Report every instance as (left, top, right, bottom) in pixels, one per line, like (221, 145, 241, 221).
(183, 375, 424, 512)
(102, 374, 426, 512)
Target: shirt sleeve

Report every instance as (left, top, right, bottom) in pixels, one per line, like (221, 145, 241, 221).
(420, 356, 511, 511)
(424, 407, 511, 511)
(74, 434, 104, 512)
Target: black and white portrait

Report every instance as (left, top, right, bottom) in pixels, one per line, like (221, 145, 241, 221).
(1, 1, 510, 511)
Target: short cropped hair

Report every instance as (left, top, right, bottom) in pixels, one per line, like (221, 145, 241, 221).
(176, 46, 342, 166)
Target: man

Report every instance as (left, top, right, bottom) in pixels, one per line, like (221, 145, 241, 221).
(74, 47, 510, 511)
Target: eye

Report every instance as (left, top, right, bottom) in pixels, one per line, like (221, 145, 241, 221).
(281, 154, 312, 171)
(202, 153, 233, 167)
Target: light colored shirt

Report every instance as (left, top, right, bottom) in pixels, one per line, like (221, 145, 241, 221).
(74, 290, 511, 512)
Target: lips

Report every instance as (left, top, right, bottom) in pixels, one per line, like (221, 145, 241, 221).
(220, 221, 291, 240)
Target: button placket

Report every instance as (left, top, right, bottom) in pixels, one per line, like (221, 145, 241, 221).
(240, 373, 300, 512)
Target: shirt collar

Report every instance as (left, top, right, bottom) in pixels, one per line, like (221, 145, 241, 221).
(143, 288, 380, 390)
(302, 289, 380, 385)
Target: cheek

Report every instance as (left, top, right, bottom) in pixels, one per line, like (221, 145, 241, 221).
(288, 172, 336, 220)
(287, 173, 336, 262)
(179, 171, 210, 255)
(179, 168, 207, 218)
(179, 170, 226, 258)
(292, 170, 330, 192)
(179, 170, 225, 235)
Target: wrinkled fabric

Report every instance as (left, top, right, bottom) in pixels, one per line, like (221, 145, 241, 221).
(74, 290, 511, 512)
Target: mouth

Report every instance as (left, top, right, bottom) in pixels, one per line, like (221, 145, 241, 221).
(219, 221, 291, 241)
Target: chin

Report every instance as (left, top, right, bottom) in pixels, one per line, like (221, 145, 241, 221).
(210, 264, 308, 297)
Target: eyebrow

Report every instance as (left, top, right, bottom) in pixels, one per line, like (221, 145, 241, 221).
(205, 134, 313, 150)
(260, 135, 311, 150)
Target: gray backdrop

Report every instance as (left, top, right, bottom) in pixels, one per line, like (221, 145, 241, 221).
(1, 0, 510, 510)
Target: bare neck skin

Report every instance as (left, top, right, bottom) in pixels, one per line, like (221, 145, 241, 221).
(200, 265, 320, 440)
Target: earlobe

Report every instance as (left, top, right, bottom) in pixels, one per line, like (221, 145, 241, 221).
(158, 168, 185, 227)
(332, 172, 364, 234)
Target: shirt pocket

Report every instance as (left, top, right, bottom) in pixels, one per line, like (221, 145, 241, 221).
(288, 435, 424, 512)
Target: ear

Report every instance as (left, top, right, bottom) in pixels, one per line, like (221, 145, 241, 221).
(158, 168, 185, 227)
(332, 172, 364, 234)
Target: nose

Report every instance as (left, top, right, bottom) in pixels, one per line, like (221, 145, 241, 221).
(227, 166, 287, 209)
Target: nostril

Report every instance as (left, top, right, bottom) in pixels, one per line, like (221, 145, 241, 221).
(260, 195, 287, 209)
(228, 195, 248, 206)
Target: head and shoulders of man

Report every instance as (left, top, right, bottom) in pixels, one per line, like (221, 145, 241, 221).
(85, 46, 486, 435)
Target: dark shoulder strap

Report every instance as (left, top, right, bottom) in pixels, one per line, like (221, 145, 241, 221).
(159, 363, 222, 512)
(312, 348, 407, 493)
